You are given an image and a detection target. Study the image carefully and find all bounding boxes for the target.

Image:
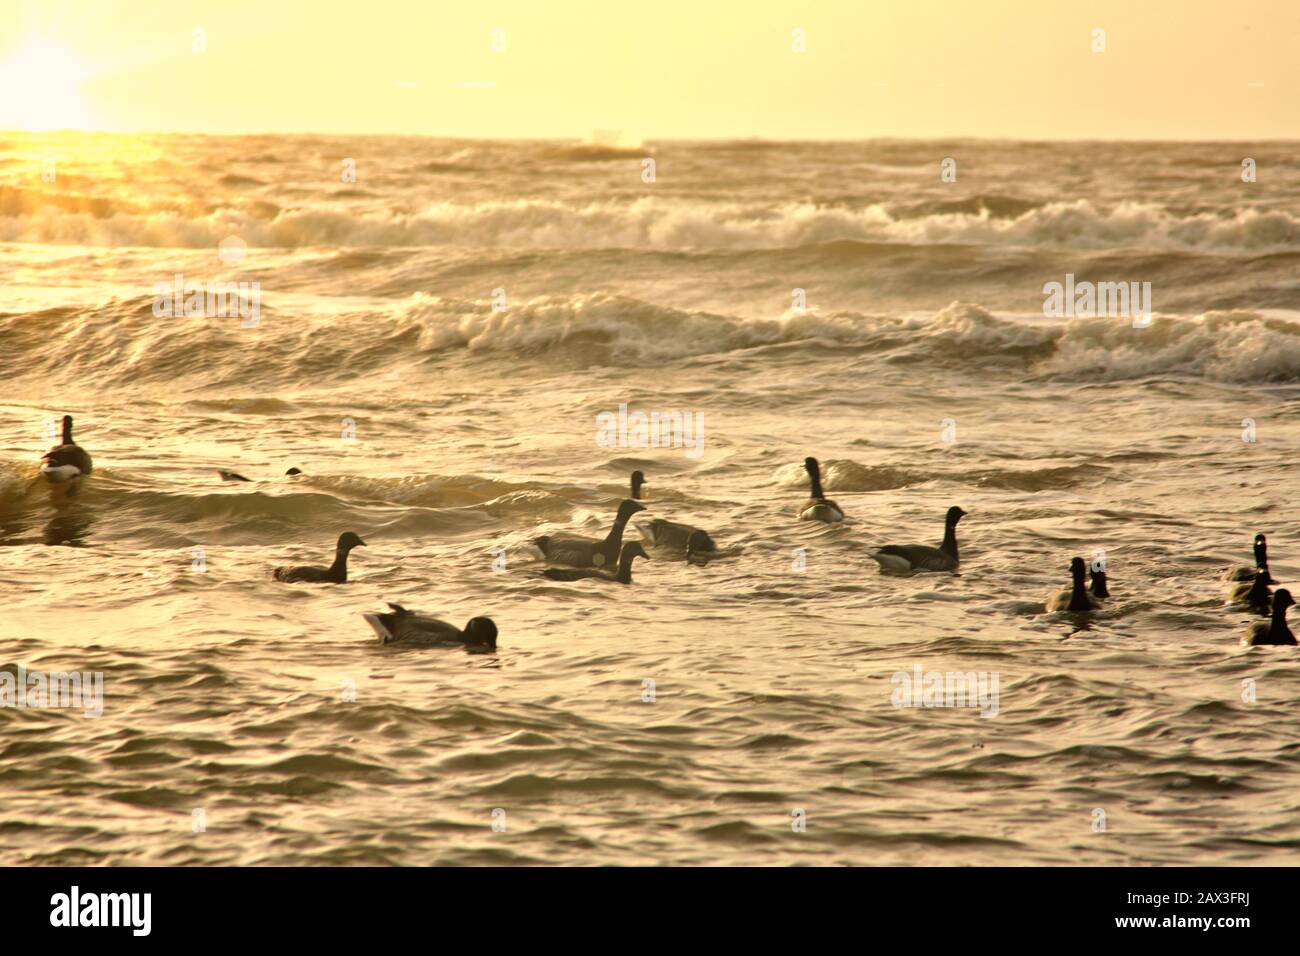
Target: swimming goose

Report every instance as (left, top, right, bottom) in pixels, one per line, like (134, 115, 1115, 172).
(219, 467, 303, 482)
(630, 470, 646, 500)
(1228, 568, 1273, 616)
(534, 499, 645, 568)
(1224, 533, 1274, 584)
(1090, 564, 1110, 600)
(685, 530, 715, 566)
(1242, 589, 1296, 646)
(273, 531, 366, 583)
(363, 604, 498, 649)
(869, 506, 966, 573)
(543, 541, 648, 584)
(636, 517, 716, 554)
(40, 416, 93, 483)
(797, 457, 844, 522)
(1046, 556, 1100, 612)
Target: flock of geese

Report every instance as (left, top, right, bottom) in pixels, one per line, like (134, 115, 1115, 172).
(36, 421, 1295, 649)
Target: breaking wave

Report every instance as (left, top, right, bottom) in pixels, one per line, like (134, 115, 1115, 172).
(5, 194, 1300, 253)
(4, 293, 1299, 387)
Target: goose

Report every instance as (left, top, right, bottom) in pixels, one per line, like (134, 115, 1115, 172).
(542, 541, 648, 584)
(1046, 556, 1100, 612)
(797, 457, 844, 522)
(273, 531, 366, 583)
(685, 530, 715, 566)
(40, 415, 93, 483)
(218, 467, 303, 482)
(363, 604, 498, 649)
(869, 506, 966, 573)
(534, 499, 645, 568)
(1242, 589, 1296, 646)
(1090, 564, 1110, 600)
(636, 517, 716, 554)
(1223, 533, 1274, 584)
(1228, 568, 1273, 616)
(630, 470, 646, 500)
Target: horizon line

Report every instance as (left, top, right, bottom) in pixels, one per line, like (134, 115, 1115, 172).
(2, 129, 1297, 145)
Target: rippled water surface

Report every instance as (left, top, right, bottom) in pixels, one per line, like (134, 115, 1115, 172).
(2, 135, 1299, 864)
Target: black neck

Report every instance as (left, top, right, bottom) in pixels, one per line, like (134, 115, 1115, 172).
(1271, 602, 1292, 639)
(1249, 576, 1271, 603)
(1068, 572, 1091, 611)
(604, 512, 632, 548)
(62, 420, 73, 443)
(807, 469, 825, 500)
(330, 545, 352, 577)
(940, 520, 959, 559)
(615, 552, 636, 583)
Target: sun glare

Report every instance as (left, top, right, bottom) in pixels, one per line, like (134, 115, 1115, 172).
(0, 38, 92, 131)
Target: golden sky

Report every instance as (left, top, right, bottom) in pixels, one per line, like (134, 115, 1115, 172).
(2, 0, 1297, 139)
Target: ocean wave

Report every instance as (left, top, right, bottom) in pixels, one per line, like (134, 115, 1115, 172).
(540, 144, 648, 162)
(771, 459, 925, 492)
(4, 294, 1300, 385)
(894, 194, 1047, 220)
(5, 195, 1300, 253)
(1041, 308, 1300, 382)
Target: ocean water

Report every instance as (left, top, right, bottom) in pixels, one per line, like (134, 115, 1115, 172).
(2, 133, 1300, 865)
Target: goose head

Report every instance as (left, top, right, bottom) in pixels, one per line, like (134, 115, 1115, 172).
(620, 541, 650, 565)
(337, 531, 367, 552)
(1069, 556, 1087, 584)
(686, 530, 712, 559)
(946, 506, 967, 526)
(617, 498, 647, 519)
(1274, 588, 1295, 614)
(630, 470, 646, 499)
(463, 617, 498, 649)
(1089, 566, 1110, 599)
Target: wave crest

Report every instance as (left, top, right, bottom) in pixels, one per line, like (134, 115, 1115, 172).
(4, 293, 1300, 386)
(6, 195, 1300, 253)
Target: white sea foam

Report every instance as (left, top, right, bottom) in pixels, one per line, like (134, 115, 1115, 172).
(4, 195, 1299, 253)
